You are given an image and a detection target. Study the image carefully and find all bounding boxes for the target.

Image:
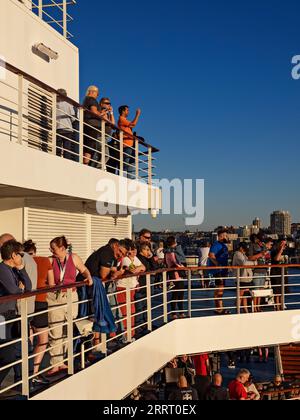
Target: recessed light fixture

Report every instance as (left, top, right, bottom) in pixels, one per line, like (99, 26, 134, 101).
(33, 43, 59, 60)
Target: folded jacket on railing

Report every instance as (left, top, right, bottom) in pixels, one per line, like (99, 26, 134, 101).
(77, 277, 117, 334)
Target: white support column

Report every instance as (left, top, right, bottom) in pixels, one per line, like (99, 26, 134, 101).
(119, 130, 124, 176)
(79, 107, 84, 164)
(101, 119, 106, 171)
(135, 138, 139, 180)
(67, 288, 74, 376)
(20, 298, 29, 397)
(18, 74, 23, 145)
(63, 0, 67, 38)
(52, 92, 57, 155)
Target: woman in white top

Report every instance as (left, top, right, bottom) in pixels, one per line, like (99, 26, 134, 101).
(116, 241, 145, 341)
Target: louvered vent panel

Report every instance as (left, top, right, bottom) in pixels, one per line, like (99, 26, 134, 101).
(91, 216, 131, 252)
(26, 208, 88, 260)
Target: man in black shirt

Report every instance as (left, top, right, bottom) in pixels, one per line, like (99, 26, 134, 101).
(84, 239, 129, 282)
(0, 240, 32, 387)
(168, 376, 199, 401)
(136, 243, 158, 333)
(206, 373, 229, 400)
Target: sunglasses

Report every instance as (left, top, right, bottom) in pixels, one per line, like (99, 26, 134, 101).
(103, 102, 111, 105)
(143, 236, 151, 240)
(17, 252, 25, 258)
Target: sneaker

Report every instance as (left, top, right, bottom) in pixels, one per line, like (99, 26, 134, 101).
(122, 337, 136, 345)
(228, 362, 236, 369)
(32, 375, 50, 387)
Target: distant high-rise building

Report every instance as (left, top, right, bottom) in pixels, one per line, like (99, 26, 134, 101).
(253, 218, 262, 230)
(270, 211, 291, 236)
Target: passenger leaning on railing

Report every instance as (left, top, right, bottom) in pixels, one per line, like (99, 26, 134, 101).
(117, 240, 145, 343)
(118, 105, 141, 179)
(56, 89, 76, 161)
(47, 236, 93, 376)
(270, 238, 289, 310)
(23, 240, 55, 386)
(207, 228, 230, 315)
(0, 240, 32, 388)
(165, 236, 186, 320)
(232, 242, 255, 314)
(82, 86, 108, 167)
(0, 233, 37, 317)
(248, 234, 273, 312)
(81, 239, 129, 349)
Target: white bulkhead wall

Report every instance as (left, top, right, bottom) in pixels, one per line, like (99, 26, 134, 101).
(0, 0, 79, 101)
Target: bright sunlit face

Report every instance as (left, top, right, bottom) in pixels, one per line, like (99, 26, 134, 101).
(50, 243, 66, 259)
(128, 248, 137, 258)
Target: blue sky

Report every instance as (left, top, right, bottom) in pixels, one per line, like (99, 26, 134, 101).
(72, 0, 300, 231)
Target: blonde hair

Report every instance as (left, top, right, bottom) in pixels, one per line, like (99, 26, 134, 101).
(86, 85, 99, 96)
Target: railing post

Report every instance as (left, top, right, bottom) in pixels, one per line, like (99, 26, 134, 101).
(101, 119, 106, 171)
(38, 0, 43, 18)
(52, 92, 57, 155)
(100, 333, 107, 355)
(146, 274, 152, 331)
(20, 298, 29, 398)
(67, 288, 74, 375)
(237, 268, 241, 314)
(119, 130, 124, 176)
(126, 283, 132, 343)
(79, 107, 84, 164)
(281, 267, 286, 311)
(187, 270, 192, 318)
(163, 271, 168, 324)
(18, 74, 23, 145)
(135, 138, 139, 180)
(63, 0, 67, 38)
(148, 146, 152, 186)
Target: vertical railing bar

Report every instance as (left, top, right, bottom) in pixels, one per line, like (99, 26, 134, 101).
(67, 288, 74, 375)
(79, 107, 84, 164)
(135, 138, 139, 180)
(63, 0, 67, 38)
(237, 268, 241, 315)
(21, 298, 29, 397)
(38, 0, 43, 19)
(119, 130, 124, 177)
(163, 271, 168, 324)
(146, 274, 152, 331)
(281, 267, 286, 311)
(126, 283, 132, 343)
(188, 270, 192, 318)
(148, 146, 152, 186)
(18, 74, 23, 145)
(52, 92, 57, 155)
(101, 119, 106, 171)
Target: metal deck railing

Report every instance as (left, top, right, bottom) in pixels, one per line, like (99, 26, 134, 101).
(30, 0, 77, 39)
(0, 264, 299, 399)
(0, 60, 159, 185)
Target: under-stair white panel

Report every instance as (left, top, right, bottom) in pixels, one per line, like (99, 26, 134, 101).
(33, 310, 300, 400)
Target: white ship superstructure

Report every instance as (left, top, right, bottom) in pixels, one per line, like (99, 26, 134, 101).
(0, 0, 161, 259)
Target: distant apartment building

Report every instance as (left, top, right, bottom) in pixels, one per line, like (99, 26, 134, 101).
(253, 217, 262, 230)
(270, 211, 292, 236)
